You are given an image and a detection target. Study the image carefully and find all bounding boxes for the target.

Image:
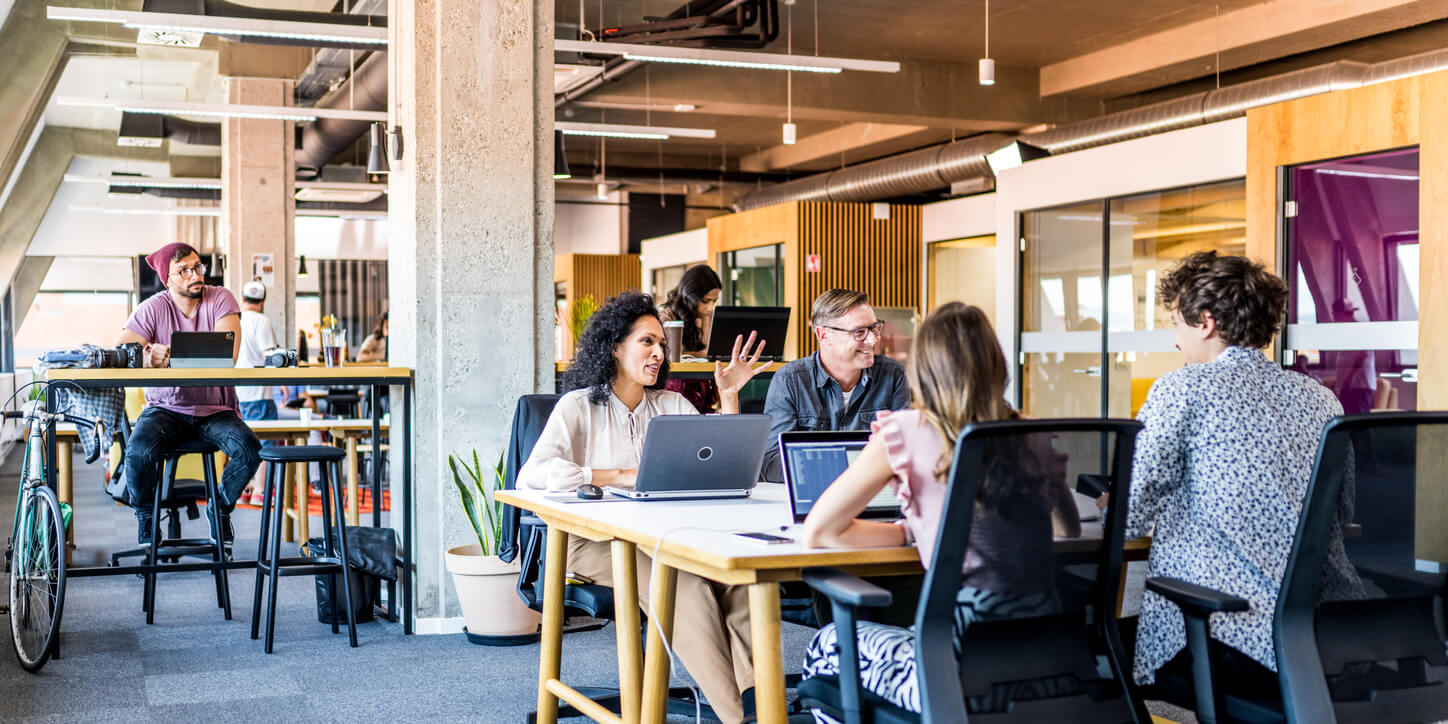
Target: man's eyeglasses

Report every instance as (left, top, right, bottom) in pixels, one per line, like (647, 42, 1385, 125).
(171, 263, 208, 279)
(818, 320, 886, 342)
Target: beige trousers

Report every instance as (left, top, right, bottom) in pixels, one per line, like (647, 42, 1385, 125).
(568, 536, 755, 724)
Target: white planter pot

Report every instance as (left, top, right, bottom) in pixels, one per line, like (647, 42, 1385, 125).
(445, 544, 541, 637)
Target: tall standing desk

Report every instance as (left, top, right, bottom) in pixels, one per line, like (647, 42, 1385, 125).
(43, 366, 417, 634)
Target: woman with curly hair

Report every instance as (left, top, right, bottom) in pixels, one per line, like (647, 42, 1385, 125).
(519, 290, 770, 724)
(659, 264, 723, 412)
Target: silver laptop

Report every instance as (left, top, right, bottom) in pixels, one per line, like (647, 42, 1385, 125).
(169, 331, 235, 369)
(606, 414, 772, 500)
(780, 431, 899, 525)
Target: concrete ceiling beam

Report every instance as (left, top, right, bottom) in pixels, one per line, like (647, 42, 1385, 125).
(1040, 0, 1448, 98)
(739, 122, 932, 172)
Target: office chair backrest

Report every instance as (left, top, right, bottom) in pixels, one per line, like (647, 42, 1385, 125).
(1275, 411, 1448, 723)
(916, 418, 1145, 723)
(498, 394, 560, 564)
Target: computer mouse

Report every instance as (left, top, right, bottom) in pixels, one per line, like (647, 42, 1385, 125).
(576, 483, 604, 500)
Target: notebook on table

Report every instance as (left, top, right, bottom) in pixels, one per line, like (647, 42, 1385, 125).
(704, 306, 791, 362)
(169, 331, 235, 369)
(605, 414, 772, 501)
(780, 430, 899, 525)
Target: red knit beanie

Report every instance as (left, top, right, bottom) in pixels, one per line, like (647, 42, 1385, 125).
(146, 243, 198, 280)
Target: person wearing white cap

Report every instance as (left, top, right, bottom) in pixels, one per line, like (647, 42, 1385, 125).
(236, 278, 279, 502)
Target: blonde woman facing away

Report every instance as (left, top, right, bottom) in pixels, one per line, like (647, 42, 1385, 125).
(798, 302, 1080, 720)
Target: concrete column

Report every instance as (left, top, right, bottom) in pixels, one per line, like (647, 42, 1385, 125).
(388, 0, 555, 626)
(222, 77, 296, 344)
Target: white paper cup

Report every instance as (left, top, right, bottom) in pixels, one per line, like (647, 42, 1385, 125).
(300, 407, 313, 426)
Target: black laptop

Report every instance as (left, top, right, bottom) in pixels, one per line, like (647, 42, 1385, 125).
(169, 331, 235, 368)
(704, 306, 791, 362)
(779, 431, 898, 524)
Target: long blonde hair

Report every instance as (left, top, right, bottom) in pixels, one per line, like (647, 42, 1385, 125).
(908, 303, 1016, 483)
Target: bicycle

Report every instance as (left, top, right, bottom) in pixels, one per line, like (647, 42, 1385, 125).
(3, 386, 96, 672)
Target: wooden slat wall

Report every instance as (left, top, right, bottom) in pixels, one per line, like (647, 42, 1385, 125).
(794, 202, 922, 358)
(554, 253, 641, 359)
(1245, 68, 1448, 565)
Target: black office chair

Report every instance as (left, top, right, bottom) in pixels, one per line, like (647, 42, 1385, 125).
(500, 394, 720, 722)
(1147, 412, 1448, 724)
(802, 418, 1149, 724)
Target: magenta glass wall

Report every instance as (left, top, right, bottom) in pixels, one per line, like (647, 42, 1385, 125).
(1286, 147, 1418, 413)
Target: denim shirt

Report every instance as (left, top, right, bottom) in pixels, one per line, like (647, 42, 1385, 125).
(760, 352, 911, 481)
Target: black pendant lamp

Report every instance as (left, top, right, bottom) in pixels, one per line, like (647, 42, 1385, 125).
(553, 130, 571, 179)
(367, 122, 390, 175)
(298, 255, 310, 279)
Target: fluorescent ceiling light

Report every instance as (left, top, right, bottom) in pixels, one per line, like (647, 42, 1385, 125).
(1315, 168, 1419, 181)
(555, 39, 898, 74)
(55, 96, 386, 123)
(69, 204, 221, 217)
(297, 210, 387, 220)
(294, 186, 384, 203)
(557, 121, 715, 140)
(46, 6, 387, 47)
(64, 174, 222, 190)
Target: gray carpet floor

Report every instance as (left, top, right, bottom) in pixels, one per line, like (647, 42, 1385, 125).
(0, 446, 820, 723)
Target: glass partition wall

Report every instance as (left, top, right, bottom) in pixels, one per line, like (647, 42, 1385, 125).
(720, 244, 784, 307)
(1283, 147, 1419, 412)
(1019, 180, 1246, 417)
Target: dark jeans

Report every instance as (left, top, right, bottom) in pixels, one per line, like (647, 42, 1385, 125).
(1119, 616, 1279, 701)
(125, 407, 262, 519)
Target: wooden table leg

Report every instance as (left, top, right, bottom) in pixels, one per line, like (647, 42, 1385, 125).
(640, 560, 679, 724)
(295, 435, 310, 543)
(281, 451, 296, 543)
(749, 582, 787, 724)
(57, 441, 72, 565)
(610, 540, 643, 723)
(345, 435, 360, 526)
(536, 530, 569, 724)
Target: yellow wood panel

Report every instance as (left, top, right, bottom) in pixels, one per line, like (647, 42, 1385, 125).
(705, 202, 798, 261)
(1419, 70, 1448, 412)
(1245, 74, 1423, 269)
(555, 253, 641, 359)
(794, 202, 922, 358)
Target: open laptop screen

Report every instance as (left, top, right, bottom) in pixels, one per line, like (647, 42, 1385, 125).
(781, 432, 899, 523)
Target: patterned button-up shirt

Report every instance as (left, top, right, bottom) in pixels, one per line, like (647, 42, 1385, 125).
(1127, 346, 1363, 684)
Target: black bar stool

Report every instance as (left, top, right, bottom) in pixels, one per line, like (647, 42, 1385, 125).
(251, 444, 357, 653)
(143, 440, 232, 624)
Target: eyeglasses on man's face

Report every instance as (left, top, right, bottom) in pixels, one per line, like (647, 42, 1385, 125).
(819, 320, 886, 342)
(171, 262, 208, 279)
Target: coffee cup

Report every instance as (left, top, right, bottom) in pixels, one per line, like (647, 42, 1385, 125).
(662, 320, 684, 362)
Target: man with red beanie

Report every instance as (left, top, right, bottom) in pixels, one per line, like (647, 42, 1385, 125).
(117, 242, 262, 545)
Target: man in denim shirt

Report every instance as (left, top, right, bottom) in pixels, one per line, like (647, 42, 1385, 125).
(760, 289, 910, 482)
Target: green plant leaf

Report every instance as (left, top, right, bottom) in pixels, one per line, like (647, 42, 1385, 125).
(449, 455, 487, 552)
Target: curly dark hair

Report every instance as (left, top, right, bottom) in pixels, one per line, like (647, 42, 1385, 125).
(1158, 251, 1288, 349)
(662, 265, 722, 352)
(562, 291, 671, 404)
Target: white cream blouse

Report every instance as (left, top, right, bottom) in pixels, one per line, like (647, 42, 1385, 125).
(518, 387, 699, 491)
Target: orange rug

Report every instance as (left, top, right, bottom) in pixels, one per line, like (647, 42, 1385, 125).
(232, 487, 391, 515)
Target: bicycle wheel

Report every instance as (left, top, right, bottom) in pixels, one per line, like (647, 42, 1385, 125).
(9, 484, 66, 672)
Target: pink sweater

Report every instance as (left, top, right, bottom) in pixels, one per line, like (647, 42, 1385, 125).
(875, 409, 1056, 595)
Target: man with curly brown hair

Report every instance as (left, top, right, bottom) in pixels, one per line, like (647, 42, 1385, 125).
(1123, 251, 1363, 691)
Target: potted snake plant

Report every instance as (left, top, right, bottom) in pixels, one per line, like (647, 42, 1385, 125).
(445, 451, 540, 644)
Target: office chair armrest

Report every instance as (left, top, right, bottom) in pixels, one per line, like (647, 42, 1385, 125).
(1146, 576, 1249, 617)
(802, 567, 893, 609)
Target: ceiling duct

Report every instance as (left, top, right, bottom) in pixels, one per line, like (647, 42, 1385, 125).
(295, 51, 387, 179)
(118, 112, 222, 147)
(140, 0, 386, 50)
(295, 0, 387, 101)
(556, 0, 779, 109)
(735, 50, 1448, 211)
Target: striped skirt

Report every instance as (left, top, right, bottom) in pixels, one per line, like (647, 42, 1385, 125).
(800, 586, 1059, 722)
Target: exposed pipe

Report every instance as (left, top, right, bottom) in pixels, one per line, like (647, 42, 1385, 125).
(295, 51, 387, 179)
(734, 48, 1448, 211)
(161, 116, 221, 146)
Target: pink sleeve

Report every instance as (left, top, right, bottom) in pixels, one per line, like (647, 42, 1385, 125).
(210, 287, 241, 324)
(872, 410, 917, 513)
(125, 298, 157, 341)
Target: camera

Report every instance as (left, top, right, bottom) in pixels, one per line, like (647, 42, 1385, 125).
(90, 342, 143, 369)
(263, 347, 299, 368)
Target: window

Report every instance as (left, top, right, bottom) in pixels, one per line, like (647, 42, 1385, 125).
(720, 244, 784, 306)
(15, 292, 132, 367)
(1019, 179, 1247, 417)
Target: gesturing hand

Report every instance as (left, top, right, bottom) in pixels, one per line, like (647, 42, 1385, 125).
(714, 331, 771, 398)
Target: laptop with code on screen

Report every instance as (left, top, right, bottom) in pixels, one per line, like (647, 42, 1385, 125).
(780, 430, 900, 524)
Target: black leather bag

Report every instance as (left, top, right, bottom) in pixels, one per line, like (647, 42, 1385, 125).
(304, 527, 398, 625)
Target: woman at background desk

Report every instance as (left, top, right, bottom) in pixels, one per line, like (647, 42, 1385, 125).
(357, 312, 388, 363)
(658, 264, 722, 413)
(798, 303, 1079, 720)
(518, 290, 770, 724)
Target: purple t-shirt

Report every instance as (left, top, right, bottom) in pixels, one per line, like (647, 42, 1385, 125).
(125, 286, 241, 417)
